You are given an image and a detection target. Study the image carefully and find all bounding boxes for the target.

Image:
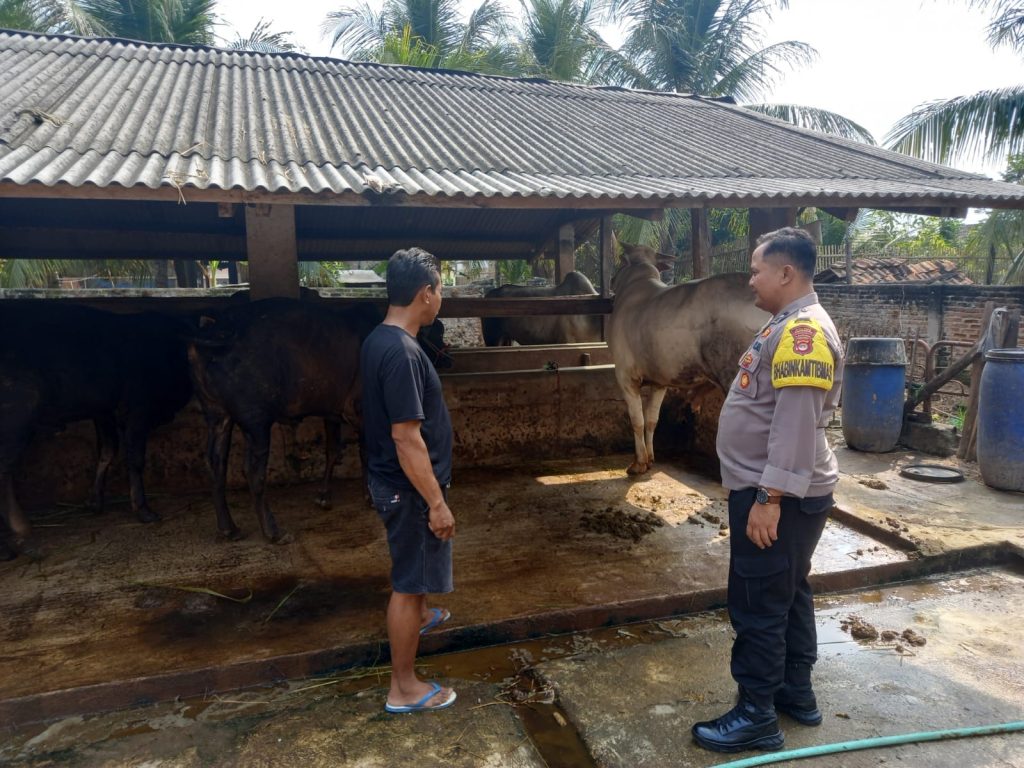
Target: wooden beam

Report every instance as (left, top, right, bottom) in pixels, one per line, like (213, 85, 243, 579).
(439, 296, 613, 318)
(245, 203, 299, 300)
(600, 216, 614, 297)
(690, 208, 711, 279)
(557, 223, 575, 283)
(8, 181, 1021, 213)
(0, 227, 536, 261)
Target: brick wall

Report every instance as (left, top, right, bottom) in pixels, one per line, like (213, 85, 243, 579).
(816, 284, 1024, 346)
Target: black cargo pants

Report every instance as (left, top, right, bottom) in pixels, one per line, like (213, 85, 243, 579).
(727, 487, 832, 705)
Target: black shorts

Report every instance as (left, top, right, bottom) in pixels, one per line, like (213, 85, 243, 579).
(368, 476, 453, 595)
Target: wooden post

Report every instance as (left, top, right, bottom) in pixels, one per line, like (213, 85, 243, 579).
(958, 302, 996, 460)
(557, 223, 575, 284)
(985, 243, 997, 284)
(245, 203, 299, 300)
(748, 207, 797, 253)
(599, 216, 614, 297)
(690, 208, 711, 279)
(844, 236, 853, 285)
(152, 259, 169, 288)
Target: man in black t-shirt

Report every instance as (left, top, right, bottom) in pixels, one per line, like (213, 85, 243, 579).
(360, 247, 457, 714)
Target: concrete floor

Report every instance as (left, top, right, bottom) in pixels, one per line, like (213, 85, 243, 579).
(0, 452, 903, 726)
(1, 440, 1023, 766)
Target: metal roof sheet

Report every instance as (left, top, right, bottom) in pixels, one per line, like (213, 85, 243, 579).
(3, 30, 1024, 207)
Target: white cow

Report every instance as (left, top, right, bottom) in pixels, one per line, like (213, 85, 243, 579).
(608, 241, 770, 474)
(482, 272, 602, 346)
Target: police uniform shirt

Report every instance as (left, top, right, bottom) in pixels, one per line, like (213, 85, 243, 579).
(716, 292, 844, 499)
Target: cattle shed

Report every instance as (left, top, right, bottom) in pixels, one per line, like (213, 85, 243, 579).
(4, 26, 1024, 520)
(4, 29, 1024, 304)
(6, 30, 1024, 733)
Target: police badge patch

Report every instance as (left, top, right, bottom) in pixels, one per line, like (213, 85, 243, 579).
(771, 318, 834, 390)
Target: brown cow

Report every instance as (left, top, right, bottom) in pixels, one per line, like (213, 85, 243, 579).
(482, 272, 602, 346)
(608, 241, 770, 475)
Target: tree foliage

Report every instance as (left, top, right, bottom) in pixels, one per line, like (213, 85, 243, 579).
(886, 1, 1024, 164)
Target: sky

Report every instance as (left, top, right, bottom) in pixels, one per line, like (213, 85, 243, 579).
(215, 0, 1024, 180)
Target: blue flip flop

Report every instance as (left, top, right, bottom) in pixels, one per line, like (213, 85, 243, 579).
(419, 607, 451, 635)
(385, 682, 457, 714)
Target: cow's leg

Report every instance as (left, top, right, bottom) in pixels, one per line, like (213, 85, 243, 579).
(206, 414, 240, 539)
(644, 386, 668, 467)
(1, 476, 30, 560)
(316, 418, 342, 510)
(122, 420, 159, 523)
(620, 379, 651, 475)
(89, 416, 118, 514)
(243, 423, 282, 543)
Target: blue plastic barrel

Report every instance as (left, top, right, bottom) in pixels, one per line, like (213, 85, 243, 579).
(842, 338, 907, 452)
(977, 348, 1024, 492)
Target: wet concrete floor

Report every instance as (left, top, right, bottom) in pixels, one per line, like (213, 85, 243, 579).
(0, 453, 906, 725)
(3, 567, 1022, 767)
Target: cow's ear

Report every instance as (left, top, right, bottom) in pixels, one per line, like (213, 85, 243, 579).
(656, 254, 677, 273)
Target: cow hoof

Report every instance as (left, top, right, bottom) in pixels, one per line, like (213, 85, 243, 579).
(315, 496, 332, 510)
(218, 527, 245, 542)
(137, 507, 162, 524)
(0, 541, 17, 562)
(16, 537, 45, 562)
(627, 461, 649, 475)
(269, 532, 294, 546)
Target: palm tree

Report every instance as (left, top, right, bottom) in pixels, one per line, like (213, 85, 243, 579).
(225, 17, 301, 54)
(517, 0, 631, 83)
(322, 0, 516, 74)
(609, 0, 873, 141)
(886, 1, 1024, 164)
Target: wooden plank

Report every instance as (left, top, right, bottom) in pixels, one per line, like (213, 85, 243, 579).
(440, 297, 613, 318)
(600, 216, 614, 297)
(245, 203, 300, 300)
(958, 302, 996, 460)
(0, 227, 536, 261)
(557, 223, 575, 283)
(690, 208, 711, 279)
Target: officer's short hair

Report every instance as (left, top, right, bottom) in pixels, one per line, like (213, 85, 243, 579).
(386, 248, 441, 307)
(756, 227, 817, 278)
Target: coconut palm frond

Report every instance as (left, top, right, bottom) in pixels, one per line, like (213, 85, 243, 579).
(709, 40, 816, 101)
(0, 0, 44, 31)
(462, 0, 507, 51)
(227, 17, 301, 53)
(884, 85, 1024, 165)
(745, 103, 876, 144)
(322, 3, 386, 55)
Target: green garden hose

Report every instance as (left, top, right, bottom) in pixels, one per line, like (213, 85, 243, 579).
(712, 720, 1024, 768)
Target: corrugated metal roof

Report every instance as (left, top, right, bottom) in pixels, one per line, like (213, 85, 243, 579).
(815, 258, 974, 285)
(3, 30, 1024, 207)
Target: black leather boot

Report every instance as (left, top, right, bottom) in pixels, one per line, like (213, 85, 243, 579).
(774, 663, 822, 726)
(691, 690, 784, 753)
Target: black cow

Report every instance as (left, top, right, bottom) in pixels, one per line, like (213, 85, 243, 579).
(188, 300, 451, 543)
(0, 304, 192, 560)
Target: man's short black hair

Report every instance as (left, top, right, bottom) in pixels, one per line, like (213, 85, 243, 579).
(756, 227, 818, 278)
(386, 248, 441, 306)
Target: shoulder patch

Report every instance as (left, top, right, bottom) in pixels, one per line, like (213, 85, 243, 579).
(771, 318, 835, 390)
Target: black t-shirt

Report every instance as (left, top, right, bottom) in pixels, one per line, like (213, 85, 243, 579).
(360, 323, 453, 490)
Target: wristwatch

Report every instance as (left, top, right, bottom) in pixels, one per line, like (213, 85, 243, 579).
(756, 487, 783, 505)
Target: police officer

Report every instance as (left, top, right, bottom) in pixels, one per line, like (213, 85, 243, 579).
(692, 227, 844, 754)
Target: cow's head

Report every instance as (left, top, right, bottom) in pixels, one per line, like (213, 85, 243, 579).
(418, 319, 454, 370)
(611, 238, 676, 293)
